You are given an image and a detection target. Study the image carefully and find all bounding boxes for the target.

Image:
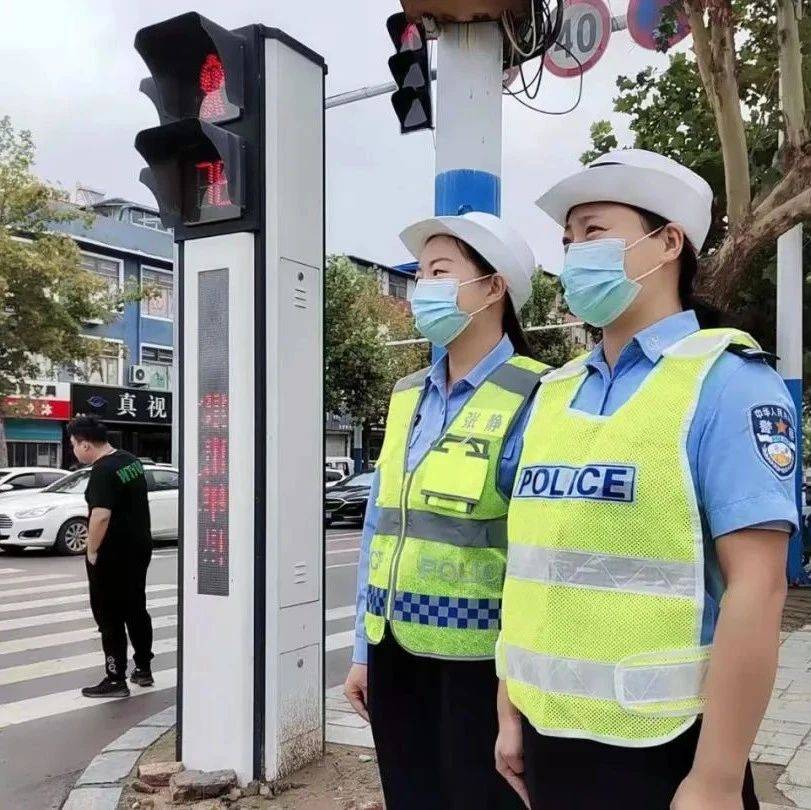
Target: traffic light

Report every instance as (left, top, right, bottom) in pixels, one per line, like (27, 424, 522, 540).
(386, 13, 433, 134)
(134, 12, 261, 237)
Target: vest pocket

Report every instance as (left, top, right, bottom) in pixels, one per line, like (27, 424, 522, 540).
(419, 434, 490, 514)
(614, 646, 711, 718)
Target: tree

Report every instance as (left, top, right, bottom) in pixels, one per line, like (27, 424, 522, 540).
(0, 117, 145, 465)
(325, 256, 424, 466)
(582, 2, 810, 308)
(520, 271, 577, 367)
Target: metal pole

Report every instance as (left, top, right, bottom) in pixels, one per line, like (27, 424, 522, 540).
(777, 225, 806, 583)
(777, 17, 807, 582)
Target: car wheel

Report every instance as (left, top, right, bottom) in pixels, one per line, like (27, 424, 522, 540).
(0, 545, 27, 555)
(55, 518, 88, 555)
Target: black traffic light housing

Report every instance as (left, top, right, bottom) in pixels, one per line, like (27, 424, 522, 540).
(386, 13, 433, 134)
(134, 12, 262, 239)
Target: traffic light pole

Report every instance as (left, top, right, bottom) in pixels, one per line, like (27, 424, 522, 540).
(434, 22, 504, 218)
(135, 15, 327, 785)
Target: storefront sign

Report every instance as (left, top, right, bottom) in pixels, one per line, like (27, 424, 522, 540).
(71, 383, 172, 425)
(4, 381, 71, 420)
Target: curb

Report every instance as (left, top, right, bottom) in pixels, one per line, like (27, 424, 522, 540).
(61, 696, 373, 810)
(62, 706, 175, 810)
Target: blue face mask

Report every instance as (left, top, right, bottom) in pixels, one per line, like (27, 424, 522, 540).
(559, 231, 664, 328)
(410, 277, 491, 347)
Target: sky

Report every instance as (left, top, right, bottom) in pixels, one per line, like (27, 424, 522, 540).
(0, 1, 674, 274)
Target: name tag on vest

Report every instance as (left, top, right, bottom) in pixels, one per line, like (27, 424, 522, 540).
(514, 464, 636, 502)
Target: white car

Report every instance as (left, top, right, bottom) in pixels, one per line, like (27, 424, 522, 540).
(0, 467, 68, 496)
(0, 464, 179, 556)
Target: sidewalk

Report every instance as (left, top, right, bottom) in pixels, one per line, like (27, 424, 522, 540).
(325, 685, 374, 748)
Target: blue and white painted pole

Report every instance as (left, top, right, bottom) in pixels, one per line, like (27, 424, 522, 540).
(432, 21, 504, 362)
(777, 224, 807, 584)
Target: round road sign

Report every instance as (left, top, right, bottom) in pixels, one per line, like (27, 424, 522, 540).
(544, 0, 611, 78)
(627, 0, 691, 51)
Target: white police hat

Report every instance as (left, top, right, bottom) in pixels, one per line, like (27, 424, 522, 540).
(536, 149, 714, 250)
(399, 211, 536, 312)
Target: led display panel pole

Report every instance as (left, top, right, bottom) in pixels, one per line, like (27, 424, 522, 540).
(135, 14, 326, 783)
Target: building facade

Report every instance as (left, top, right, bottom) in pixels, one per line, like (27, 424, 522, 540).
(4, 198, 175, 468)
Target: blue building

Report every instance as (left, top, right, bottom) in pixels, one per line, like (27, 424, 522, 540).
(4, 197, 175, 468)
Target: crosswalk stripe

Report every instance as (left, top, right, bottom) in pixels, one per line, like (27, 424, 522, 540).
(0, 580, 87, 598)
(0, 568, 24, 575)
(0, 596, 177, 632)
(326, 630, 354, 652)
(0, 584, 176, 614)
(326, 548, 359, 557)
(0, 615, 179, 656)
(0, 638, 178, 687)
(0, 574, 75, 588)
(325, 605, 355, 622)
(0, 667, 178, 729)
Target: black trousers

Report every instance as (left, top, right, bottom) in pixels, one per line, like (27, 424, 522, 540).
(522, 716, 760, 810)
(86, 549, 154, 681)
(367, 634, 524, 810)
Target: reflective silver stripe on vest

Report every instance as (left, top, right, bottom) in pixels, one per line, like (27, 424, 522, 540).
(506, 544, 696, 598)
(376, 507, 507, 549)
(487, 364, 541, 399)
(502, 643, 708, 706)
(393, 367, 431, 393)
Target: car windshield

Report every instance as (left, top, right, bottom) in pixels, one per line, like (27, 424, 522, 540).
(343, 472, 374, 488)
(45, 469, 91, 494)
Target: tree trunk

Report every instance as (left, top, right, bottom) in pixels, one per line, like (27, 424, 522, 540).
(683, 1, 751, 226)
(777, 0, 809, 156)
(361, 421, 372, 472)
(0, 417, 7, 467)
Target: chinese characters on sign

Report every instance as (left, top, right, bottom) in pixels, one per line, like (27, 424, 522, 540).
(197, 269, 230, 596)
(71, 384, 172, 424)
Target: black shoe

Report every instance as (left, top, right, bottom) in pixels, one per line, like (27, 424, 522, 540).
(82, 677, 130, 698)
(130, 668, 154, 687)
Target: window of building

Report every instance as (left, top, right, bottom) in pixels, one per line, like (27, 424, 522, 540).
(142, 346, 173, 390)
(81, 254, 121, 298)
(76, 342, 122, 386)
(6, 442, 60, 468)
(129, 208, 168, 232)
(141, 268, 174, 319)
(389, 274, 408, 300)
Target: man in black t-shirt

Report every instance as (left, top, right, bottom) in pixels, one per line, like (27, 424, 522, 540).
(67, 415, 155, 698)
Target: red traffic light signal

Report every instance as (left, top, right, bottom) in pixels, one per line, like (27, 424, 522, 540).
(386, 13, 433, 135)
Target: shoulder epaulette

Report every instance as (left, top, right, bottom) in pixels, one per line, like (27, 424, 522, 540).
(725, 344, 778, 363)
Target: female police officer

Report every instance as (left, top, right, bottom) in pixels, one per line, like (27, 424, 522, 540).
(344, 212, 548, 809)
(496, 150, 798, 810)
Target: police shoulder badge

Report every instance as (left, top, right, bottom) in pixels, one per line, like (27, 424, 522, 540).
(749, 404, 797, 479)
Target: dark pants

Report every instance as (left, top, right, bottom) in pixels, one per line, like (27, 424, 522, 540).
(367, 634, 525, 810)
(86, 549, 153, 681)
(522, 716, 759, 810)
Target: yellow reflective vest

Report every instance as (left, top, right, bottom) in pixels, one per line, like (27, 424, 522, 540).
(500, 328, 759, 746)
(366, 355, 550, 659)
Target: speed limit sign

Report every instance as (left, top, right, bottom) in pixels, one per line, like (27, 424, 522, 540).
(544, 0, 611, 78)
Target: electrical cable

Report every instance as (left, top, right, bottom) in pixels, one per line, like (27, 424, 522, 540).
(503, 42, 584, 115)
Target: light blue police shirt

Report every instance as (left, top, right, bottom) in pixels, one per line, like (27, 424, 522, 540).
(509, 310, 799, 645)
(351, 334, 533, 664)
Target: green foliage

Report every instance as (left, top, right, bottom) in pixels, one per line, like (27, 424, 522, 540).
(325, 256, 424, 430)
(0, 116, 142, 407)
(520, 271, 577, 368)
(580, 120, 618, 166)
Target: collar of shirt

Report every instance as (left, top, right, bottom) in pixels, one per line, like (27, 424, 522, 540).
(425, 334, 515, 400)
(585, 310, 700, 377)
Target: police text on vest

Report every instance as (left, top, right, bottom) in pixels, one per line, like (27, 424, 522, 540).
(513, 464, 636, 502)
